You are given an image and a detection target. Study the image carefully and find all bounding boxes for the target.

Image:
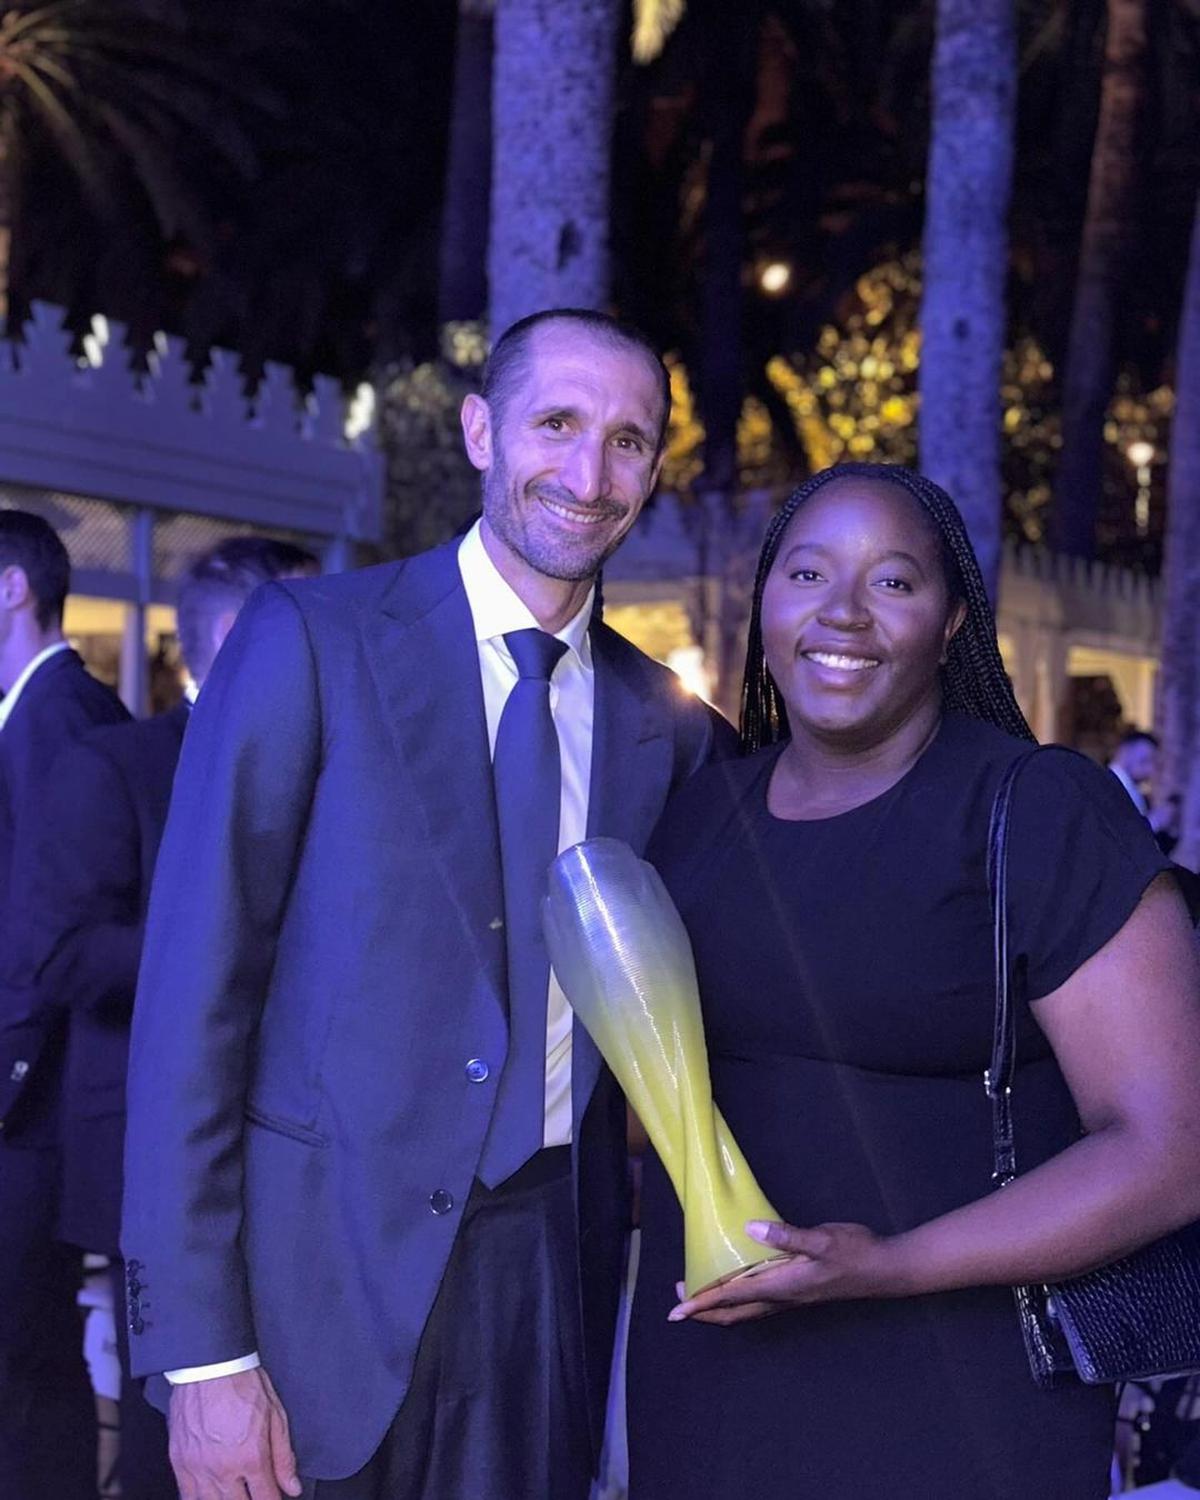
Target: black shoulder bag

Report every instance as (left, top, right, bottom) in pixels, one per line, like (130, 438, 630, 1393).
(987, 751, 1200, 1388)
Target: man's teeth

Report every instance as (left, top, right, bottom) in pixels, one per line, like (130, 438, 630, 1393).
(804, 651, 880, 671)
(543, 499, 606, 525)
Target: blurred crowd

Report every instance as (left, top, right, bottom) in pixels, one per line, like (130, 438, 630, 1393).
(0, 510, 319, 1499)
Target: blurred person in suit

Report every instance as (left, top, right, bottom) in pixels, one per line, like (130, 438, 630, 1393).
(27, 535, 319, 1500)
(0, 508, 130, 1500)
(1108, 729, 1159, 817)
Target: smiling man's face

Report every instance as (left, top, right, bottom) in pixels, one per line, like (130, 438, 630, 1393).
(473, 322, 666, 584)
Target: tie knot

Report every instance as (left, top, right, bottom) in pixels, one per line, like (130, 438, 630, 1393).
(505, 629, 568, 682)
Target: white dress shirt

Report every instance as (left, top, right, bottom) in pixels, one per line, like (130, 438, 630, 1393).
(458, 519, 594, 1150)
(0, 641, 71, 732)
(166, 524, 596, 1384)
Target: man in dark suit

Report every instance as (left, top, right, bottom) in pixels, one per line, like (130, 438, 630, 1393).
(123, 309, 735, 1500)
(27, 536, 319, 1500)
(0, 509, 130, 1500)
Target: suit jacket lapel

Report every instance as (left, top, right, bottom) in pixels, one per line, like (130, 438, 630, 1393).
(364, 545, 506, 1020)
(572, 625, 673, 1134)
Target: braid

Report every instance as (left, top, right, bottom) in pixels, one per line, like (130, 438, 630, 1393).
(740, 462, 1034, 752)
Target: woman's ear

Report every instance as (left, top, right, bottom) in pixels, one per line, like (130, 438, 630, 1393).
(941, 599, 968, 664)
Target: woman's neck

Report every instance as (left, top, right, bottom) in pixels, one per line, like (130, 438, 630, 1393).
(769, 695, 944, 820)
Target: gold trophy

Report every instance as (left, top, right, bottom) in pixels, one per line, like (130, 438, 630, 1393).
(544, 838, 788, 1295)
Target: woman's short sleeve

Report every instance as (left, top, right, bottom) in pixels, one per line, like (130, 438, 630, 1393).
(1007, 747, 1172, 1001)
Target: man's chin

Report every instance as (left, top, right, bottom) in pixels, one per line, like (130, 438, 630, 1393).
(521, 536, 620, 584)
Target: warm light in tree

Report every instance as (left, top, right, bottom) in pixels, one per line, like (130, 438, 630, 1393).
(759, 261, 793, 295)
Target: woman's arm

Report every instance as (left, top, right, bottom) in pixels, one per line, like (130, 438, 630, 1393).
(672, 873, 1200, 1324)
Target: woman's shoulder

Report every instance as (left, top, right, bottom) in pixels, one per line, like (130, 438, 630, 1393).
(666, 743, 777, 810)
(935, 710, 1033, 768)
(930, 712, 1159, 843)
(649, 745, 777, 867)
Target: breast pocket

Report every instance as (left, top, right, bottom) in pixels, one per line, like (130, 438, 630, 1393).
(244, 1101, 329, 1148)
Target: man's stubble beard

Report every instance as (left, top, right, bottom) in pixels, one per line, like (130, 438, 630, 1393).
(481, 456, 631, 585)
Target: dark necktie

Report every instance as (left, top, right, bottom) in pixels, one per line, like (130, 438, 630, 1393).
(477, 628, 569, 1188)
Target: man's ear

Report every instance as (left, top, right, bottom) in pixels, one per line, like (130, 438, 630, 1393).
(460, 393, 494, 474)
(210, 607, 240, 662)
(0, 565, 30, 612)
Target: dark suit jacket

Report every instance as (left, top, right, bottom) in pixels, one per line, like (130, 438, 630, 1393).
(122, 542, 734, 1479)
(0, 649, 129, 1146)
(26, 702, 189, 1251)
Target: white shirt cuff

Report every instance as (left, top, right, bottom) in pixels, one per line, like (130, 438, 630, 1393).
(164, 1352, 261, 1384)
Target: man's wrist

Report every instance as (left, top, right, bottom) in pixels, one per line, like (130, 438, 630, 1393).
(164, 1352, 261, 1384)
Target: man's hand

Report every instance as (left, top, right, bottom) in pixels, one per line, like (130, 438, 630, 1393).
(168, 1367, 302, 1500)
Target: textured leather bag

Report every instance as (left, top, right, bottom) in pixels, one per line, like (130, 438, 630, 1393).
(987, 751, 1200, 1388)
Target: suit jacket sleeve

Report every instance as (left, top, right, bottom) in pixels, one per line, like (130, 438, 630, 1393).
(701, 702, 740, 766)
(122, 584, 322, 1375)
(0, 673, 129, 1128)
(25, 739, 144, 1018)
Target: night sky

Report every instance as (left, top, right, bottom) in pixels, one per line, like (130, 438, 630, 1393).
(7, 0, 1199, 566)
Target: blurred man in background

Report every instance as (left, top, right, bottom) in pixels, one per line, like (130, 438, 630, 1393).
(0, 509, 130, 1500)
(1108, 728, 1159, 818)
(26, 535, 320, 1500)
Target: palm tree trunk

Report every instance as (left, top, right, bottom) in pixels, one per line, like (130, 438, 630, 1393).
(918, 0, 1017, 605)
(1051, 0, 1148, 558)
(696, 0, 756, 496)
(489, 0, 623, 335)
(694, 0, 758, 717)
(0, 124, 13, 332)
(1159, 192, 1200, 869)
(486, 0, 624, 334)
(438, 0, 494, 328)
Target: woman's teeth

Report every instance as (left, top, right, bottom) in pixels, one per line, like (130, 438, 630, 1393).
(803, 651, 880, 671)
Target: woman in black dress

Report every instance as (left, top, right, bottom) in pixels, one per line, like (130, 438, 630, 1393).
(626, 464, 1200, 1500)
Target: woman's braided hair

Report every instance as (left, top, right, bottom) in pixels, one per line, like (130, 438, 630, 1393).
(739, 462, 1035, 752)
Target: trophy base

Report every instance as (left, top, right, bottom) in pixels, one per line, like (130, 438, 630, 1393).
(690, 1249, 795, 1297)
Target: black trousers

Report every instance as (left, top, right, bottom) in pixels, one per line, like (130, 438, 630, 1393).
(0, 1141, 96, 1500)
(307, 1148, 592, 1500)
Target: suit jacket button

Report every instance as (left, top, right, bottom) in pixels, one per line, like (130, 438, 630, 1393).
(131, 1317, 145, 1336)
(429, 1189, 454, 1216)
(465, 1059, 489, 1083)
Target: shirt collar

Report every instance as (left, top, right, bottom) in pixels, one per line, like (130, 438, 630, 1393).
(1109, 762, 1147, 812)
(0, 640, 72, 732)
(457, 520, 593, 668)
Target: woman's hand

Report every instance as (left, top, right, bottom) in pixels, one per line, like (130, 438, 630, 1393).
(668, 1219, 903, 1326)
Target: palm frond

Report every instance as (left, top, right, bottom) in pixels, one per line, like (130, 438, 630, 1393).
(0, 0, 286, 257)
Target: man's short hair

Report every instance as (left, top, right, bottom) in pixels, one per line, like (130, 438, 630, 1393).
(481, 309, 672, 452)
(1118, 728, 1160, 750)
(176, 535, 320, 681)
(0, 510, 70, 629)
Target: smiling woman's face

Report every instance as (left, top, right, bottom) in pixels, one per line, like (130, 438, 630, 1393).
(761, 478, 966, 751)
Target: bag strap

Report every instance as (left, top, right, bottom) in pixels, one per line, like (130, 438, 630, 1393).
(985, 751, 1039, 1187)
